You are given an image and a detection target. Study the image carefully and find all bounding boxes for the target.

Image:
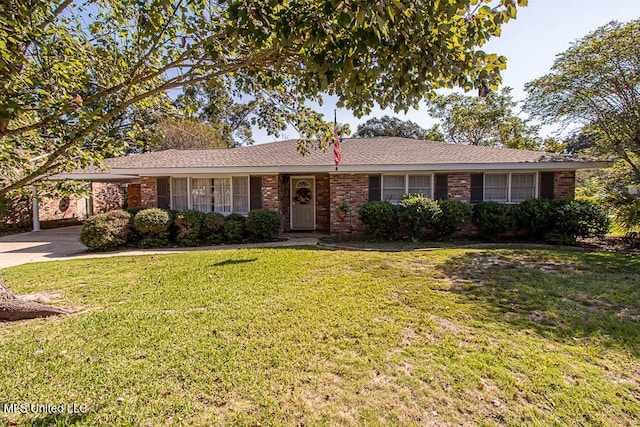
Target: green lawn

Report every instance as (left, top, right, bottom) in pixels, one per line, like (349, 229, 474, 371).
(1, 247, 639, 426)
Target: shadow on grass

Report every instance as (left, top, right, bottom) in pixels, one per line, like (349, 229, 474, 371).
(432, 249, 640, 354)
(27, 409, 93, 427)
(210, 258, 258, 267)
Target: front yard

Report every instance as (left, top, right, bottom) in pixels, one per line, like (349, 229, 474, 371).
(1, 247, 639, 425)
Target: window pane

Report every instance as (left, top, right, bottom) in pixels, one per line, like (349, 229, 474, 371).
(485, 174, 508, 202)
(511, 173, 535, 202)
(382, 175, 405, 204)
(171, 178, 188, 210)
(232, 176, 249, 214)
(213, 178, 231, 213)
(191, 178, 213, 213)
(408, 175, 432, 198)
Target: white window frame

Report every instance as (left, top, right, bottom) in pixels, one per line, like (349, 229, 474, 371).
(381, 173, 434, 204)
(169, 175, 251, 215)
(483, 172, 538, 204)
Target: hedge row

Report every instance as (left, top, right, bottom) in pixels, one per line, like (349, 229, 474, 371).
(359, 197, 610, 243)
(81, 208, 282, 250)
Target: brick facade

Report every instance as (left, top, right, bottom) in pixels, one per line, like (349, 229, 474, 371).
(261, 175, 280, 212)
(329, 174, 369, 236)
(278, 175, 290, 232)
(91, 182, 126, 214)
(554, 171, 576, 200)
(38, 194, 85, 221)
(447, 173, 471, 203)
(127, 184, 142, 208)
(315, 174, 330, 231)
(140, 177, 158, 208)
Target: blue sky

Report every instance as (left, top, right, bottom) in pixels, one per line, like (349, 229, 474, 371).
(256, 0, 640, 143)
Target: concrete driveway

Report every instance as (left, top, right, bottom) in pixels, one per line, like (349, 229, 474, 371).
(0, 226, 88, 269)
(0, 226, 321, 270)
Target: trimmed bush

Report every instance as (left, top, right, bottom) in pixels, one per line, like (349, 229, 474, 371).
(173, 210, 204, 246)
(80, 210, 132, 250)
(473, 202, 515, 240)
(133, 208, 171, 247)
(435, 200, 472, 237)
(359, 201, 398, 238)
(124, 207, 145, 217)
(246, 209, 282, 240)
(514, 198, 560, 238)
(224, 213, 247, 243)
(201, 212, 225, 243)
(398, 194, 442, 239)
(555, 199, 610, 241)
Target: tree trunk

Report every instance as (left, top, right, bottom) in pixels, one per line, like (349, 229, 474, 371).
(0, 271, 68, 321)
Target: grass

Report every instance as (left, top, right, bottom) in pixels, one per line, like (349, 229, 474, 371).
(1, 247, 639, 426)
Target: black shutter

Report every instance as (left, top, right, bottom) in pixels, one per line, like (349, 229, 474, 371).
(540, 172, 555, 200)
(250, 176, 262, 210)
(470, 173, 484, 203)
(368, 175, 381, 202)
(435, 174, 448, 200)
(157, 177, 170, 209)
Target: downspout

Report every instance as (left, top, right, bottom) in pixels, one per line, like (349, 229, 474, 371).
(31, 185, 40, 232)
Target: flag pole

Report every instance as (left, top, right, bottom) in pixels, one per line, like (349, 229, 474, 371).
(334, 109, 338, 171)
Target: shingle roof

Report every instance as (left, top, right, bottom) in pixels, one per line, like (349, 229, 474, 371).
(105, 137, 594, 171)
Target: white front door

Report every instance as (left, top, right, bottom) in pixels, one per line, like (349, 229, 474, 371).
(291, 177, 315, 230)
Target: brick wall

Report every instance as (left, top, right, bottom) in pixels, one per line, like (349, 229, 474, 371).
(140, 177, 157, 208)
(261, 175, 280, 212)
(315, 174, 330, 231)
(39, 195, 80, 221)
(127, 184, 142, 208)
(92, 182, 126, 214)
(330, 174, 369, 236)
(278, 175, 290, 232)
(447, 172, 471, 203)
(554, 171, 576, 199)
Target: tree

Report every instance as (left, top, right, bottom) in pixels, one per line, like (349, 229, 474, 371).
(524, 19, 640, 184)
(355, 115, 444, 141)
(150, 117, 231, 150)
(1, 0, 528, 198)
(427, 87, 542, 149)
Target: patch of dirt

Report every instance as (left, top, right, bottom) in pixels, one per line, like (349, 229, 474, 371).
(22, 290, 64, 304)
(579, 236, 640, 254)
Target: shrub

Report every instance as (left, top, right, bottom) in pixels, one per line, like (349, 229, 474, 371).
(124, 207, 145, 217)
(201, 212, 225, 243)
(173, 210, 204, 246)
(80, 210, 132, 250)
(358, 201, 398, 238)
(246, 209, 282, 240)
(224, 213, 247, 243)
(473, 202, 515, 240)
(606, 192, 640, 231)
(435, 200, 472, 237)
(514, 198, 559, 238)
(555, 199, 610, 241)
(398, 194, 442, 239)
(133, 208, 171, 247)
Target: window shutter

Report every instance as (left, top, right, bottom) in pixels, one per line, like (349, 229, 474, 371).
(540, 172, 555, 200)
(470, 173, 484, 203)
(368, 175, 381, 201)
(157, 177, 170, 209)
(250, 176, 262, 210)
(435, 174, 448, 200)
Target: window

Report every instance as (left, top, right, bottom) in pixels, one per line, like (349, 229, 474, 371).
(511, 173, 536, 202)
(408, 175, 432, 198)
(232, 176, 249, 214)
(484, 174, 508, 202)
(480, 173, 537, 203)
(171, 178, 188, 210)
(382, 175, 406, 203)
(381, 174, 433, 203)
(191, 178, 213, 213)
(213, 177, 231, 213)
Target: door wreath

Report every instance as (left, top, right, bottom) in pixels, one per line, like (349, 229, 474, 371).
(295, 187, 312, 204)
